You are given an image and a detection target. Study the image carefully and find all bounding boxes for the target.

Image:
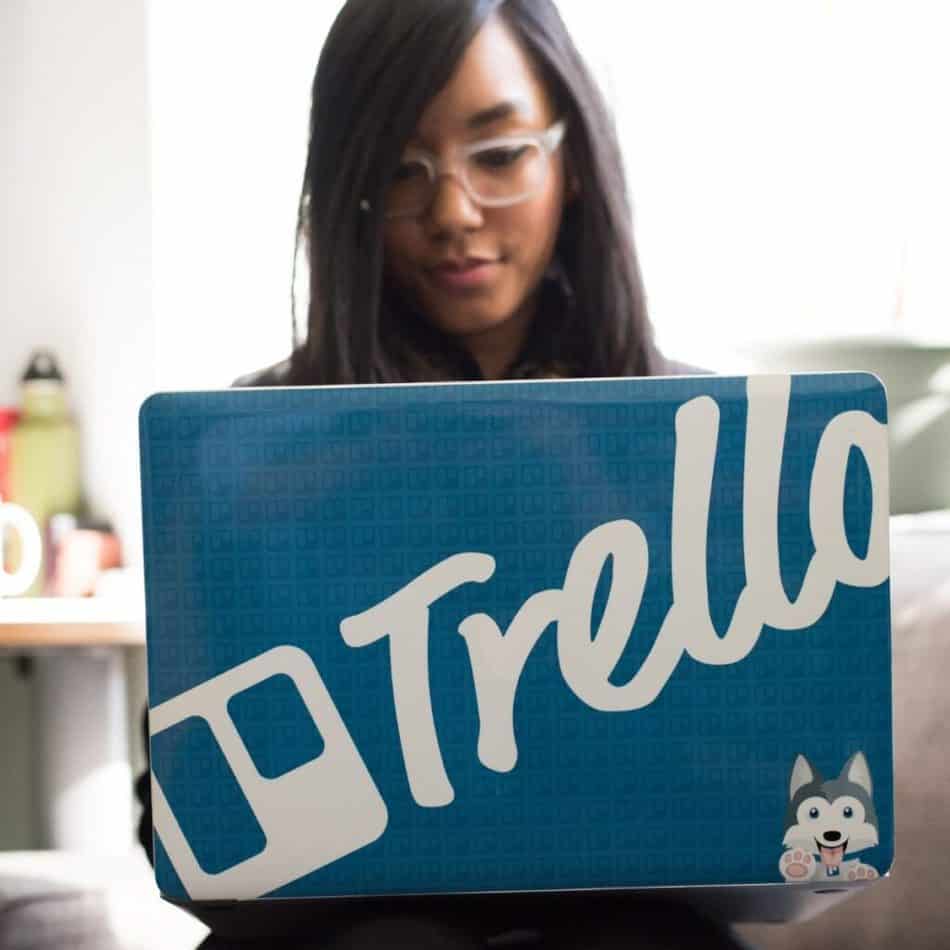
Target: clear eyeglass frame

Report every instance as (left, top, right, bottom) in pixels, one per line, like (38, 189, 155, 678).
(383, 118, 568, 220)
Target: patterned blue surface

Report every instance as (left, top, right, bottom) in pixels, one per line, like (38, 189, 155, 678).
(152, 716, 267, 875)
(140, 373, 893, 900)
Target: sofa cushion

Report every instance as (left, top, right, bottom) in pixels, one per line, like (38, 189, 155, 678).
(0, 857, 119, 950)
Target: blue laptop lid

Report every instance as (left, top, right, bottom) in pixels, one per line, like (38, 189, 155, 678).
(139, 372, 892, 903)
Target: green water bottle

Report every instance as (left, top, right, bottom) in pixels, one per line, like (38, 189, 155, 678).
(8, 350, 82, 596)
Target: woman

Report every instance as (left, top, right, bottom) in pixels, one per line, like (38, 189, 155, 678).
(139, 1, 735, 946)
(237, 0, 691, 389)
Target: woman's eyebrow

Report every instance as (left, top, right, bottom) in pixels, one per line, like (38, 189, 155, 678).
(466, 98, 531, 130)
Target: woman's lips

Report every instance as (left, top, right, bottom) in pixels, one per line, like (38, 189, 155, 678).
(427, 259, 500, 292)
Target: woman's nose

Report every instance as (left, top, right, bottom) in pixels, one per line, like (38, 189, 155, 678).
(423, 173, 483, 235)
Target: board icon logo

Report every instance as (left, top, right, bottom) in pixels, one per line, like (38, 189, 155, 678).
(150, 646, 388, 900)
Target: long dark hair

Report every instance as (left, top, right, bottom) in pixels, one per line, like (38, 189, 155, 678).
(286, 0, 660, 384)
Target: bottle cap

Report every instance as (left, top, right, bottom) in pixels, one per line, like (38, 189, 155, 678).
(22, 350, 65, 384)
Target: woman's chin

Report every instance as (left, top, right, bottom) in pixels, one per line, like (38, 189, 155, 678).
(432, 308, 521, 340)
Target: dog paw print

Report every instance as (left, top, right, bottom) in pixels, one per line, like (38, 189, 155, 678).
(847, 864, 878, 882)
(780, 849, 816, 881)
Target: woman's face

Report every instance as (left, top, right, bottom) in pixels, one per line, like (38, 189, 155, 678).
(382, 14, 568, 377)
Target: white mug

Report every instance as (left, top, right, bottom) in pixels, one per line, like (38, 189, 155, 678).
(0, 500, 43, 597)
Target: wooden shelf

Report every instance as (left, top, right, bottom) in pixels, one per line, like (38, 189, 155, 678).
(0, 597, 145, 647)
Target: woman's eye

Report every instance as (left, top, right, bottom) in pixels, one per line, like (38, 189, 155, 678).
(809, 807, 820, 819)
(475, 146, 529, 169)
(843, 806, 853, 818)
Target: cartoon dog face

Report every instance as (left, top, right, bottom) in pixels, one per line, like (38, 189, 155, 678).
(782, 752, 879, 863)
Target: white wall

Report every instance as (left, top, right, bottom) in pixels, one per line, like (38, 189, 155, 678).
(142, 1, 950, 381)
(1, 0, 154, 564)
(146, 1, 343, 393)
(558, 1, 950, 368)
(0, 0, 152, 849)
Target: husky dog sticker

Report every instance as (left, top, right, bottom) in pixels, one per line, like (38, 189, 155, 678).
(780, 752, 880, 883)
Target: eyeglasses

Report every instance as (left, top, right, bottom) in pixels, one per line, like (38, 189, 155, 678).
(383, 119, 567, 220)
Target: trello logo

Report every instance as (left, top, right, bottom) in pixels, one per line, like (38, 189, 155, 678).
(149, 646, 388, 900)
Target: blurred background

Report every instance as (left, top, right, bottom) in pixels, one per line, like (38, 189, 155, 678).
(5, 0, 950, 570)
(1, 2, 949, 948)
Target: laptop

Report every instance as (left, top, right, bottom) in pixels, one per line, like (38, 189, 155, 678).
(139, 372, 892, 932)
